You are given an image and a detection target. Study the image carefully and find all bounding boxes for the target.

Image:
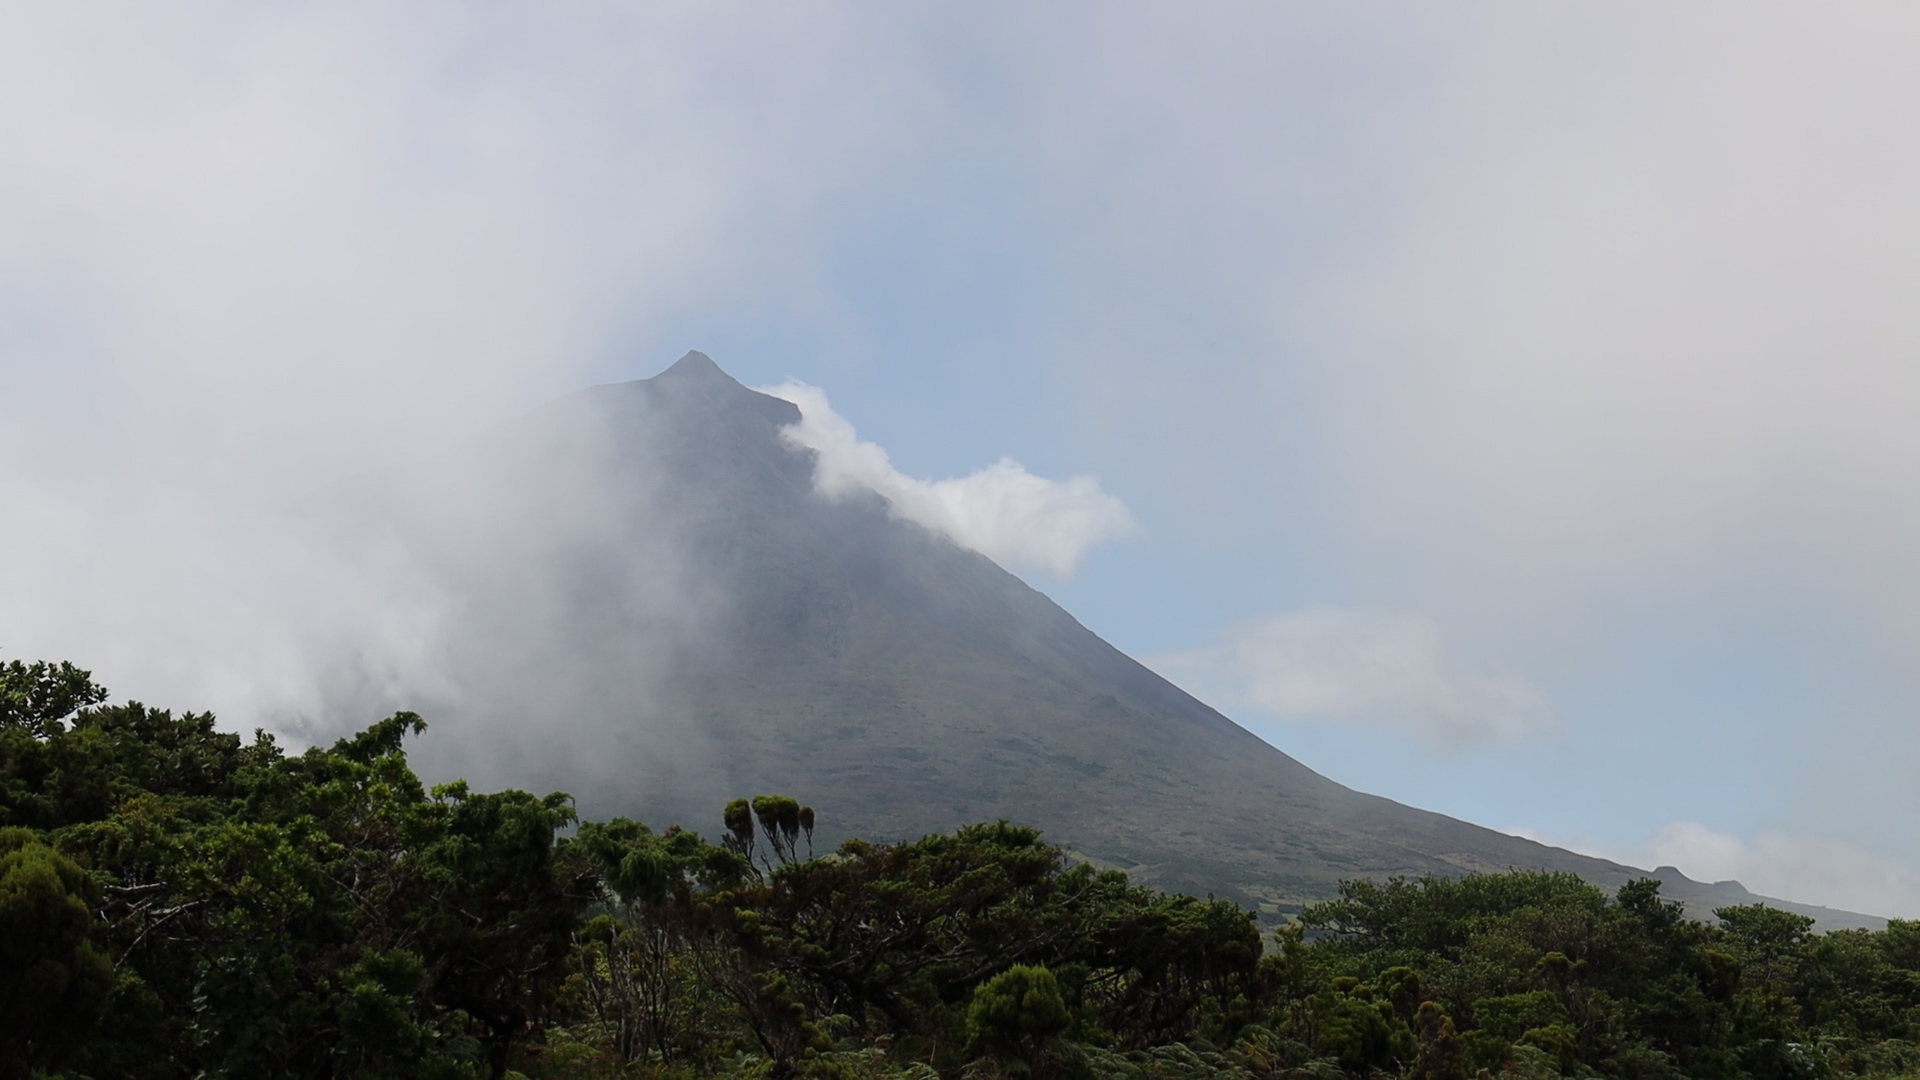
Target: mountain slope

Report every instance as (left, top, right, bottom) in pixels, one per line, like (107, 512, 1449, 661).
(377, 352, 1876, 930)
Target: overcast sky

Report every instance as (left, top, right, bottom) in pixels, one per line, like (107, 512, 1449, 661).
(5, 3, 1919, 917)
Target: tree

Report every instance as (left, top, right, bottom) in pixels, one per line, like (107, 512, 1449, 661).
(0, 658, 108, 737)
(1408, 1002, 1467, 1080)
(967, 965, 1072, 1076)
(567, 818, 747, 1063)
(0, 670, 589, 1080)
(0, 827, 113, 1079)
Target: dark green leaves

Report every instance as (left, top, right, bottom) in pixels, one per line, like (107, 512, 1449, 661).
(8, 652, 1919, 1080)
(0, 658, 108, 737)
(967, 963, 1071, 1069)
(0, 827, 112, 1078)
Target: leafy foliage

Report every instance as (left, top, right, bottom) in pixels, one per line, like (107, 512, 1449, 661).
(5, 653, 1920, 1080)
(966, 965, 1074, 1079)
(0, 827, 112, 1079)
(1, 659, 591, 1079)
(1283, 871, 1920, 1080)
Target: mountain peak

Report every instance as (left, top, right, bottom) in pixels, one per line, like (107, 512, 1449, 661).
(656, 350, 734, 385)
(624, 349, 799, 427)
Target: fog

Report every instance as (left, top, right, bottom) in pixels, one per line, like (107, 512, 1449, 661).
(0, 3, 899, 727)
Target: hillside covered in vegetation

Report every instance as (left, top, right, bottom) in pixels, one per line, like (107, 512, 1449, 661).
(4, 657, 1919, 1080)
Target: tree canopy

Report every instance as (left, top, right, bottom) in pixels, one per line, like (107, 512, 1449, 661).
(3, 655, 1919, 1080)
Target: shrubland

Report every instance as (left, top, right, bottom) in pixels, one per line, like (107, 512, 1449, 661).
(4, 657, 1918, 1080)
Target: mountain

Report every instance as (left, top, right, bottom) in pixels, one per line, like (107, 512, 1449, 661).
(359, 352, 1877, 930)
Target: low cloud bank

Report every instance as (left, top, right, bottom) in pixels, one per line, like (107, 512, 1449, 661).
(1508, 821, 1920, 921)
(762, 381, 1135, 578)
(1147, 607, 1554, 747)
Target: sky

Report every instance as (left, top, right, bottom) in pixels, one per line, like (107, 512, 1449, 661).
(3, 3, 1919, 916)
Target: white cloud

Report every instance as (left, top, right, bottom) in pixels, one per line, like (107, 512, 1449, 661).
(971, 5, 1920, 868)
(1238, 7, 1920, 653)
(1146, 607, 1553, 746)
(1508, 821, 1920, 920)
(761, 381, 1134, 578)
(0, 4, 947, 717)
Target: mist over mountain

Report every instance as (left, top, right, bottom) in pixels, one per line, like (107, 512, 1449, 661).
(339, 352, 1876, 929)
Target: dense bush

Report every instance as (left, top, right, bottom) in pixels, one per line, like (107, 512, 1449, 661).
(5, 656, 1920, 1080)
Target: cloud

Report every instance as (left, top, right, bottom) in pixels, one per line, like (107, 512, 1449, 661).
(1147, 607, 1553, 746)
(1509, 821, 1920, 921)
(0, 4, 947, 720)
(0, 4, 940, 480)
(761, 381, 1135, 578)
(955, 5, 1920, 870)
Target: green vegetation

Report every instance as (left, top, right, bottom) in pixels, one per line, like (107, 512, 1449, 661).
(4, 656, 1919, 1080)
